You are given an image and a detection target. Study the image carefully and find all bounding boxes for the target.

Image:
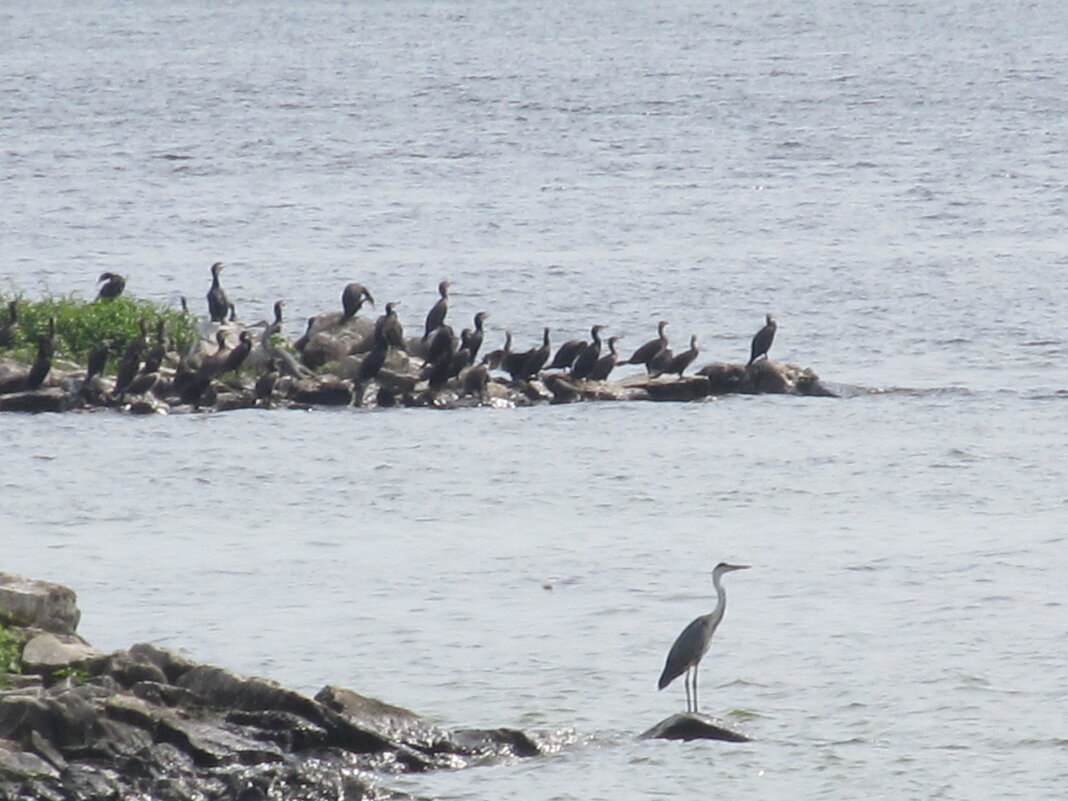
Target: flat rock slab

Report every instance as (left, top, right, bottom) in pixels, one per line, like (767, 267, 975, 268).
(639, 712, 751, 743)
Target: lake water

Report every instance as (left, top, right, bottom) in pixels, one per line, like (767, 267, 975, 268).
(2, 1, 1066, 798)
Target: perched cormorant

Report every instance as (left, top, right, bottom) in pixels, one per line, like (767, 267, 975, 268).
(95, 272, 126, 301)
(748, 314, 777, 366)
(467, 311, 488, 362)
(484, 330, 512, 371)
(220, 330, 254, 375)
(80, 342, 111, 405)
(374, 302, 406, 351)
(254, 358, 280, 408)
(623, 320, 669, 370)
(206, 262, 229, 323)
(114, 321, 148, 394)
(664, 335, 700, 377)
(520, 327, 552, 379)
(548, 336, 587, 371)
(588, 336, 621, 381)
(357, 326, 389, 384)
(570, 325, 605, 381)
(423, 280, 451, 339)
(341, 283, 375, 319)
(426, 324, 457, 364)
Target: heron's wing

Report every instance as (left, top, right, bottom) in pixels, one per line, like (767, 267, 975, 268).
(658, 615, 708, 690)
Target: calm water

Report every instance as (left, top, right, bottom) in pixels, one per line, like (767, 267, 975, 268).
(2, 1, 1067, 798)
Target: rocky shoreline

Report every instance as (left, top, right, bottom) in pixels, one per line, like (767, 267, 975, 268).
(0, 573, 557, 801)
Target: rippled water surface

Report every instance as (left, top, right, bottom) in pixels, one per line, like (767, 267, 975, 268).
(3, 1, 1067, 798)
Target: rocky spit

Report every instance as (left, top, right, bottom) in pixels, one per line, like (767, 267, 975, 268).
(0, 574, 752, 800)
(0, 351, 835, 415)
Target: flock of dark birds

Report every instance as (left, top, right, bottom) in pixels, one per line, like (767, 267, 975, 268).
(0, 264, 779, 411)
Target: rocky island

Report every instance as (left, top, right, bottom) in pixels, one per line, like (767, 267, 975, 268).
(0, 282, 835, 415)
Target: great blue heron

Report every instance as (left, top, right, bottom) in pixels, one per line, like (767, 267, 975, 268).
(658, 562, 749, 713)
(748, 314, 777, 366)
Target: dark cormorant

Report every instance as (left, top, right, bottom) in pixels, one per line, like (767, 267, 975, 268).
(664, 335, 700, 377)
(426, 324, 457, 364)
(520, 327, 551, 379)
(114, 321, 148, 394)
(623, 320, 669, 370)
(548, 336, 587, 371)
(221, 330, 254, 375)
(341, 283, 375, 319)
(484, 330, 512, 371)
(467, 311, 488, 362)
(95, 272, 126, 301)
(357, 325, 389, 383)
(748, 314, 777, 366)
(374, 302, 406, 351)
(588, 336, 620, 381)
(254, 358, 280, 408)
(570, 325, 605, 380)
(206, 262, 229, 323)
(423, 280, 451, 339)
(80, 342, 111, 405)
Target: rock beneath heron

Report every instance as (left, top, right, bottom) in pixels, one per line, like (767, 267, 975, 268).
(639, 712, 750, 743)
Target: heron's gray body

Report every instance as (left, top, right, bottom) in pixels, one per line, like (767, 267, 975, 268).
(658, 562, 748, 713)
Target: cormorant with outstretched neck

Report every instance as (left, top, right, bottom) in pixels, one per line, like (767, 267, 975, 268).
(748, 314, 777, 366)
(664, 335, 699, 377)
(424, 280, 451, 339)
(623, 320, 669, 370)
(206, 262, 230, 323)
(570, 325, 605, 380)
(95, 272, 126, 301)
(341, 283, 375, 319)
(588, 336, 620, 381)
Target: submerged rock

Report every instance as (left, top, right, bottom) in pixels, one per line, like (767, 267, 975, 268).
(639, 712, 751, 743)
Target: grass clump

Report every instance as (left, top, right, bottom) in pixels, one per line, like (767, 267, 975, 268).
(0, 293, 198, 367)
(0, 620, 26, 680)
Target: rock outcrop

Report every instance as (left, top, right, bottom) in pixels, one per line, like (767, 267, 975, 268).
(638, 711, 751, 742)
(0, 574, 552, 801)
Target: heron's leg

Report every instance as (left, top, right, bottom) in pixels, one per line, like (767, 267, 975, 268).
(693, 666, 700, 713)
(684, 667, 692, 712)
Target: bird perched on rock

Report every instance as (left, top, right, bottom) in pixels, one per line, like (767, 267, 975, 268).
(623, 320, 669, 372)
(748, 314, 776, 366)
(424, 280, 451, 339)
(341, 283, 375, 319)
(206, 262, 230, 323)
